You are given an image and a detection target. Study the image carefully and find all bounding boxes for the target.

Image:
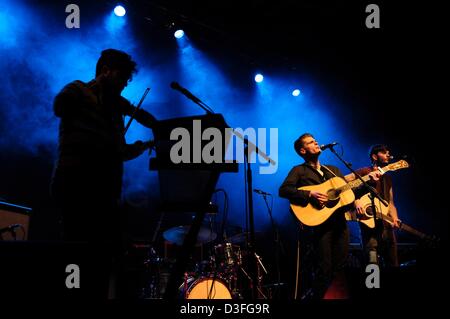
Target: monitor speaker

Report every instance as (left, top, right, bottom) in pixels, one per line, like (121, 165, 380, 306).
(0, 201, 32, 241)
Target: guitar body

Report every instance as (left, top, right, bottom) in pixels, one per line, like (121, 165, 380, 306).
(345, 193, 438, 244)
(290, 177, 355, 226)
(345, 193, 390, 228)
(289, 160, 409, 227)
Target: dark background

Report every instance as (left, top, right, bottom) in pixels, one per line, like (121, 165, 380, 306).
(0, 0, 446, 301)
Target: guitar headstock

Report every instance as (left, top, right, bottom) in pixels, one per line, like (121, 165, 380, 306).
(384, 160, 409, 172)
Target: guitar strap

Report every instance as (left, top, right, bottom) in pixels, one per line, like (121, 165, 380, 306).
(320, 165, 339, 178)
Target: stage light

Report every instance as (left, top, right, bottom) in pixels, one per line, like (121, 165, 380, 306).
(292, 89, 301, 96)
(114, 5, 126, 17)
(174, 29, 185, 39)
(254, 74, 264, 83)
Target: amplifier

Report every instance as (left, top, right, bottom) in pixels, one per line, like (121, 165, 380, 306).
(0, 200, 32, 240)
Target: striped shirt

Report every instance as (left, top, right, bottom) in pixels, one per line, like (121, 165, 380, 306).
(52, 80, 156, 197)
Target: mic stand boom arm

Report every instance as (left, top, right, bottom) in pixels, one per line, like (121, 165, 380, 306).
(328, 146, 388, 206)
(172, 83, 276, 166)
(328, 145, 389, 266)
(174, 83, 277, 298)
(327, 145, 388, 260)
(171, 82, 214, 114)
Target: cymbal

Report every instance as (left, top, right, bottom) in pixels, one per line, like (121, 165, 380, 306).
(163, 225, 217, 246)
(227, 231, 262, 244)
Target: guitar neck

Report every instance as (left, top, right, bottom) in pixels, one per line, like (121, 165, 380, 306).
(339, 174, 373, 192)
(339, 160, 409, 193)
(377, 212, 427, 239)
(399, 223, 427, 239)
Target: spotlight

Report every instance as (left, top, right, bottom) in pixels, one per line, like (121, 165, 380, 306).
(174, 29, 185, 39)
(254, 74, 264, 83)
(114, 5, 126, 17)
(292, 89, 301, 96)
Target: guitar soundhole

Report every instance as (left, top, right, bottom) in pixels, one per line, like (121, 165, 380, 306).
(365, 206, 374, 217)
(327, 189, 341, 201)
(322, 189, 339, 208)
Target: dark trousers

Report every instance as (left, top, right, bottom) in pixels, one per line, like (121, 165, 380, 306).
(311, 213, 349, 299)
(360, 221, 399, 267)
(51, 168, 125, 299)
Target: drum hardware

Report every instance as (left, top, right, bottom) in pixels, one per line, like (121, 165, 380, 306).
(139, 222, 269, 299)
(173, 238, 248, 299)
(255, 253, 268, 276)
(137, 244, 175, 299)
(140, 243, 269, 299)
(213, 242, 242, 269)
(179, 273, 233, 299)
(163, 225, 217, 246)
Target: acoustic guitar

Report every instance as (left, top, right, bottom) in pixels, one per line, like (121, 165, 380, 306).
(345, 193, 438, 243)
(290, 160, 409, 226)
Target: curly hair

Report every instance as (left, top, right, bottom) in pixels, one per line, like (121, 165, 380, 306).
(95, 48, 137, 81)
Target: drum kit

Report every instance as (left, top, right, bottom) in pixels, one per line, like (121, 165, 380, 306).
(140, 224, 268, 299)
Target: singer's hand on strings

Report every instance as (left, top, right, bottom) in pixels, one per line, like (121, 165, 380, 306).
(354, 199, 364, 216)
(368, 171, 381, 181)
(391, 217, 400, 228)
(309, 191, 328, 206)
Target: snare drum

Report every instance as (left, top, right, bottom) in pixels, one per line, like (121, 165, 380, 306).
(180, 276, 232, 299)
(214, 242, 241, 267)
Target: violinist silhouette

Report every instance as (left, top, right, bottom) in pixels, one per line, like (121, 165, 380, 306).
(50, 49, 157, 298)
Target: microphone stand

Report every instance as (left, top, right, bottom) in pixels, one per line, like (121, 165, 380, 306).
(327, 146, 388, 241)
(172, 83, 276, 299)
(230, 132, 275, 298)
(243, 141, 258, 298)
(241, 141, 275, 299)
(258, 191, 283, 299)
(188, 96, 214, 114)
(328, 146, 387, 204)
(368, 193, 381, 265)
(231, 128, 275, 297)
(172, 83, 215, 114)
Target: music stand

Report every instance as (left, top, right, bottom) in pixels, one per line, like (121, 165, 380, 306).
(149, 113, 237, 299)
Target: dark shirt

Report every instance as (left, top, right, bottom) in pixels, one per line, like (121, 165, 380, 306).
(355, 166, 392, 203)
(52, 80, 157, 198)
(279, 163, 345, 207)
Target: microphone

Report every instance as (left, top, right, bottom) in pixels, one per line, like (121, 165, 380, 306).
(0, 224, 21, 234)
(170, 82, 200, 103)
(320, 142, 338, 151)
(254, 189, 271, 196)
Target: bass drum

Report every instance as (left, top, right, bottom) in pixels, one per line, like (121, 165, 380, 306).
(180, 276, 232, 299)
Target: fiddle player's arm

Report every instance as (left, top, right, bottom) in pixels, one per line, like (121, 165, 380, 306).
(120, 97, 157, 129)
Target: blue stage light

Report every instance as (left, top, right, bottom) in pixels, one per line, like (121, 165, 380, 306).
(254, 74, 264, 83)
(114, 5, 126, 17)
(174, 30, 185, 39)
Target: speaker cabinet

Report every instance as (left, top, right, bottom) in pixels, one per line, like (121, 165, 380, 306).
(0, 201, 32, 241)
